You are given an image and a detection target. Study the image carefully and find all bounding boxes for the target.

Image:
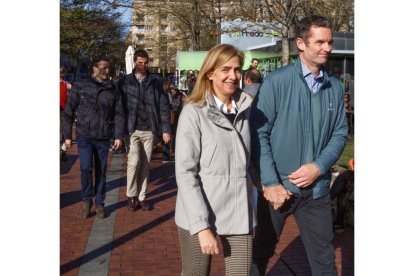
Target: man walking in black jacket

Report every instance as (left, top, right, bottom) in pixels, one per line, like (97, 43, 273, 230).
(118, 49, 171, 212)
(63, 56, 125, 219)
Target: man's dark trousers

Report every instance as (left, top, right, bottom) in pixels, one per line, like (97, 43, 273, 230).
(77, 135, 110, 207)
(251, 189, 337, 276)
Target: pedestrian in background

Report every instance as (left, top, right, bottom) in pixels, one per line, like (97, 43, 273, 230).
(60, 67, 72, 161)
(330, 163, 354, 233)
(250, 15, 348, 275)
(161, 77, 174, 163)
(118, 49, 171, 212)
(174, 44, 256, 276)
(248, 58, 260, 70)
(243, 58, 261, 88)
(169, 85, 183, 152)
(62, 56, 124, 219)
(242, 68, 262, 99)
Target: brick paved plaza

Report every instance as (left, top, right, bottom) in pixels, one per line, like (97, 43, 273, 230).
(60, 145, 354, 275)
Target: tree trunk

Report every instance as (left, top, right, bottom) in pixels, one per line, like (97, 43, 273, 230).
(281, 26, 290, 66)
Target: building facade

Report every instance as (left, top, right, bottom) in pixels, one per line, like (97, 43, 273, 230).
(127, 0, 184, 74)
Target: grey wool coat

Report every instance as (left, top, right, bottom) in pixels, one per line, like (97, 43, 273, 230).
(174, 89, 256, 235)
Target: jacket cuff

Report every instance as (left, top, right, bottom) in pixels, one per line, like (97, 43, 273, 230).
(262, 182, 279, 189)
(261, 177, 280, 187)
(313, 161, 326, 175)
(189, 219, 210, 236)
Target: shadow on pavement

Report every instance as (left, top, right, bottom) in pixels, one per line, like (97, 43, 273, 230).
(106, 199, 129, 214)
(267, 227, 354, 275)
(267, 237, 310, 275)
(60, 176, 126, 209)
(147, 175, 176, 198)
(148, 161, 175, 185)
(60, 154, 78, 174)
(60, 210, 175, 274)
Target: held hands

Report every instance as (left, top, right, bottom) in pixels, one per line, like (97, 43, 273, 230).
(263, 185, 293, 210)
(163, 132, 171, 144)
(288, 163, 321, 188)
(197, 228, 219, 255)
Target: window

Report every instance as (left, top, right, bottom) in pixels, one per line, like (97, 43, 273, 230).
(145, 25, 153, 31)
(136, 25, 145, 32)
(160, 14, 167, 23)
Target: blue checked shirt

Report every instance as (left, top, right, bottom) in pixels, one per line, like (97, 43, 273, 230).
(301, 61, 324, 93)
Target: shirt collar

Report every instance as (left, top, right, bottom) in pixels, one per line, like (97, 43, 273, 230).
(135, 72, 147, 83)
(301, 62, 324, 81)
(212, 94, 237, 114)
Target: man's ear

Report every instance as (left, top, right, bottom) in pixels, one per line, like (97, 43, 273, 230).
(296, 37, 306, 52)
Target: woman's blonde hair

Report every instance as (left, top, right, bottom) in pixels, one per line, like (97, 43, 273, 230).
(185, 44, 244, 106)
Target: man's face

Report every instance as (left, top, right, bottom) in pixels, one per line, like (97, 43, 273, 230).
(93, 61, 110, 81)
(251, 60, 259, 68)
(135, 56, 149, 74)
(297, 26, 333, 68)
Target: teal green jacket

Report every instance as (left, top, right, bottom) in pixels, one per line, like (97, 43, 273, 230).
(250, 58, 348, 199)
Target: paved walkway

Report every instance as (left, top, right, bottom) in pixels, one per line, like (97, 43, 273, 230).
(60, 145, 354, 275)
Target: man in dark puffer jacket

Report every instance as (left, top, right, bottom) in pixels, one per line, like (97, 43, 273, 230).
(63, 56, 124, 219)
(118, 49, 171, 212)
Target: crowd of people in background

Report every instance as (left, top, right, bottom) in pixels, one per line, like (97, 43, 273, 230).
(60, 14, 355, 276)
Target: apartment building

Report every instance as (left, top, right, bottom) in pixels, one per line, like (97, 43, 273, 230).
(127, 0, 185, 74)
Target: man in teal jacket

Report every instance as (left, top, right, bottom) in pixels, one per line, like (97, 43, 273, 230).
(250, 15, 348, 276)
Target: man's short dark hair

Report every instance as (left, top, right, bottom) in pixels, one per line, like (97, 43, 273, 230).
(92, 55, 109, 67)
(245, 69, 262, 83)
(251, 58, 260, 63)
(134, 49, 149, 62)
(295, 15, 332, 43)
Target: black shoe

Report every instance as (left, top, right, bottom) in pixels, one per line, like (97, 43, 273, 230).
(127, 197, 138, 212)
(138, 200, 153, 211)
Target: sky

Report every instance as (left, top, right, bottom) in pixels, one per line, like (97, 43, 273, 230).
(120, 4, 132, 38)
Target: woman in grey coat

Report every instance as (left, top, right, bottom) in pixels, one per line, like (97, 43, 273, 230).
(174, 44, 256, 276)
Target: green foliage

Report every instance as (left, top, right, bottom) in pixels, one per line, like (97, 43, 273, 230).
(60, 0, 126, 76)
(336, 136, 354, 170)
(135, 14, 144, 22)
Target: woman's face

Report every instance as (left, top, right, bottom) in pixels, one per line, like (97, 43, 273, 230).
(209, 56, 241, 99)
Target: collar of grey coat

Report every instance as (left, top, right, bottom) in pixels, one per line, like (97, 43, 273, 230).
(206, 88, 252, 130)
